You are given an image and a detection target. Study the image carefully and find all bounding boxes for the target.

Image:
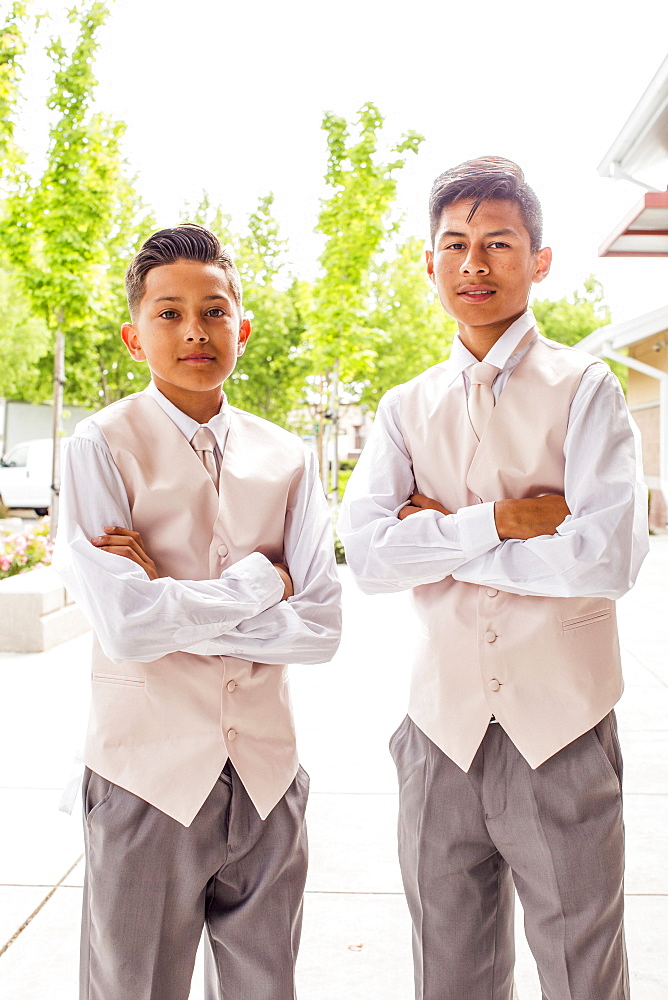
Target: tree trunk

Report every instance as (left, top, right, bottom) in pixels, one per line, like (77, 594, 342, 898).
(50, 312, 66, 539)
(330, 357, 340, 505)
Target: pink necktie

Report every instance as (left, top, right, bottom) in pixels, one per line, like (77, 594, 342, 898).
(466, 361, 500, 440)
(191, 426, 218, 490)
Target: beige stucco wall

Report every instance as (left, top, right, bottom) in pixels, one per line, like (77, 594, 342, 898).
(627, 330, 668, 479)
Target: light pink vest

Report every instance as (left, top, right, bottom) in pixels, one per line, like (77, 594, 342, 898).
(85, 392, 306, 826)
(399, 334, 622, 771)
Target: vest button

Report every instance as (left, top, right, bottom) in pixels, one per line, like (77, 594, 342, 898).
(484, 630, 497, 643)
(486, 588, 499, 598)
(226, 680, 237, 693)
(488, 678, 501, 692)
(218, 544, 229, 558)
(227, 728, 237, 742)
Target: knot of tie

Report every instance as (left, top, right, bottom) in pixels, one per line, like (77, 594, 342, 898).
(191, 426, 218, 489)
(466, 361, 500, 441)
(467, 361, 500, 388)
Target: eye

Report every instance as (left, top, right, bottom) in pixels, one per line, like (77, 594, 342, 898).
(206, 307, 227, 317)
(159, 309, 179, 319)
(489, 241, 510, 249)
(445, 242, 466, 251)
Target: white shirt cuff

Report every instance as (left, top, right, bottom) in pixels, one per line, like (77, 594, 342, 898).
(455, 502, 500, 558)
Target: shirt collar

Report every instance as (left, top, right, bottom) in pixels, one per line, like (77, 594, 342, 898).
(144, 381, 231, 450)
(446, 308, 538, 386)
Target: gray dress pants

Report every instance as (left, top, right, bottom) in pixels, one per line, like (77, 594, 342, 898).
(390, 714, 628, 1000)
(80, 761, 309, 1000)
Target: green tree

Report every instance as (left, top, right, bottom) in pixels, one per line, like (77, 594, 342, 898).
(0, 268, 50, 399)
(0, 1, 31, 180)
(0, 1, 146, 525)
(532, 276, 625, 385)
(364, 236, 456, 410)
(310, 102, 423, 497)
(532, 276, 610, 345)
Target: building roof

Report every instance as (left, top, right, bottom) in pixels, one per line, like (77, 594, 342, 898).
(577, 302, 668, 355)
(598, 55, 668, 258)
(598, 54, 668, 180)
(599, 190, 668, 257)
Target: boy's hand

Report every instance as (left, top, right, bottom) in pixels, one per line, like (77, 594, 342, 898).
(398, 494, 452, 520)
(273, 563, 294, 601)
(494, 495, 570, 540)
(91, 526, 159, 581)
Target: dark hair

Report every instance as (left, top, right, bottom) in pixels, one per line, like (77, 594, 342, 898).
(428, 156, 543, 253)
(125, 224, 243, 318)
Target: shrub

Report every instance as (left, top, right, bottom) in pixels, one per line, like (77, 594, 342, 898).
(331, 512, 346, 564)
(0, 519, 54, 579)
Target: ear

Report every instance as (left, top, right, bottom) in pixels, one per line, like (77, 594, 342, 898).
(426, 249, 435, 285)
(237, 317, 252, 356)
(121, 323, 147, 361)
(532, 246, 552, 285)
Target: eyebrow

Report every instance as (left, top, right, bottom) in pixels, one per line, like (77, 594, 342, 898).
(151, 294, 231, 304)
(439, 228, 519, 240)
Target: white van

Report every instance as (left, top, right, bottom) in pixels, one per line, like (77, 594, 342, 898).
(0, 437, 69, 516)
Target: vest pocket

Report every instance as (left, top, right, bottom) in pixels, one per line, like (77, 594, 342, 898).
(561, 609, 611, 632)
(92, 672, 146, 687)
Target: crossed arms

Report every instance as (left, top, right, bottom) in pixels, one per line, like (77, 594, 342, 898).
(338, 366, 648, 600)
(53, 426, 341, 665)
(90, 525, 295, 600)
(399, 492, 570, 541)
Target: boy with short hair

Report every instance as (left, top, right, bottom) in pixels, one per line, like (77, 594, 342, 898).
(55, 223, 341, 1000)
(339, 157, 648, 1000)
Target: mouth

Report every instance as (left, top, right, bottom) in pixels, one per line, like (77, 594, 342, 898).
(457, 287, 496, 303)
(180, 353, 215, 362)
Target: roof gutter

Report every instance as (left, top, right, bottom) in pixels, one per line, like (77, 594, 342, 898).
(597, 54, 668, 187)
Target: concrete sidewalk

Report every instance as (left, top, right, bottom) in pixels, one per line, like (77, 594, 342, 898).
(1, 537, 667, 999)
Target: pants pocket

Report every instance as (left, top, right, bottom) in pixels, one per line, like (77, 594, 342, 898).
(592, 712, 623, 794)
(83, 768, 115, 827)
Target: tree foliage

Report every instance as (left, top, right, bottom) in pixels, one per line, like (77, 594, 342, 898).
(0, 268, 50, 398)
(0, 1, 155, 408)
(532, 276, 610, 346)
(0, 1, 31, 180)
(532, 276, 624, 385)
(363, 236, 456, 409)
(308, 103, 423, 492)
(311, 102, 423, 383)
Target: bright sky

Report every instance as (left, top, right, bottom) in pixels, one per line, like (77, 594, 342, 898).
(15, 0, 668, 325)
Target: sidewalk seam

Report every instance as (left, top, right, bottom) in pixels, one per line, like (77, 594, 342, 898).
(0, 853, 83, 959)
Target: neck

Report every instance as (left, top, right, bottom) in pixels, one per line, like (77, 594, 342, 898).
(457, 309, 526, 361)
(152, 377, 224, 423)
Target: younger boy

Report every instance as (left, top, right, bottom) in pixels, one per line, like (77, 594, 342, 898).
(339, 158, 648, 1000)
(55, 224, 341, 1000)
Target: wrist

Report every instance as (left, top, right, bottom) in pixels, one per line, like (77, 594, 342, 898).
(493, 499, 515, 541)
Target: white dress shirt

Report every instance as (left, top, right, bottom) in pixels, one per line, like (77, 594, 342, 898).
(338, 309, 648, 600)
(54, 382, 341, 666)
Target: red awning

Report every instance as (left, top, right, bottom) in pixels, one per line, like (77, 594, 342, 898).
(599, 190, 668, 257)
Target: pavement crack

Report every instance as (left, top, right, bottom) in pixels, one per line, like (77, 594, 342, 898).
(0, 853, 84, 959)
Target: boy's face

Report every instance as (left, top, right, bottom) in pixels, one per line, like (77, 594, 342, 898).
(121, 260, 250, 414)
(426, 198, 551, 348)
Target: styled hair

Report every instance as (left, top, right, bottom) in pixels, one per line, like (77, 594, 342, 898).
(428, 156, 543, 253)
(125, 224, 243, 318)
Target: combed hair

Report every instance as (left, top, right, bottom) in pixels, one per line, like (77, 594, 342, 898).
(428, 156, 543, 253)
(125, 224, 243, 318)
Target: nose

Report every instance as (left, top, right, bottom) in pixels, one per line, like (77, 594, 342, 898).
(185, 318, 208, 343)
(460, 247, 489, 275)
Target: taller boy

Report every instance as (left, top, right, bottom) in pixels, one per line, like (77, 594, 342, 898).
(55, 225, 341, 1000)
(339, 158, 648, 1000)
